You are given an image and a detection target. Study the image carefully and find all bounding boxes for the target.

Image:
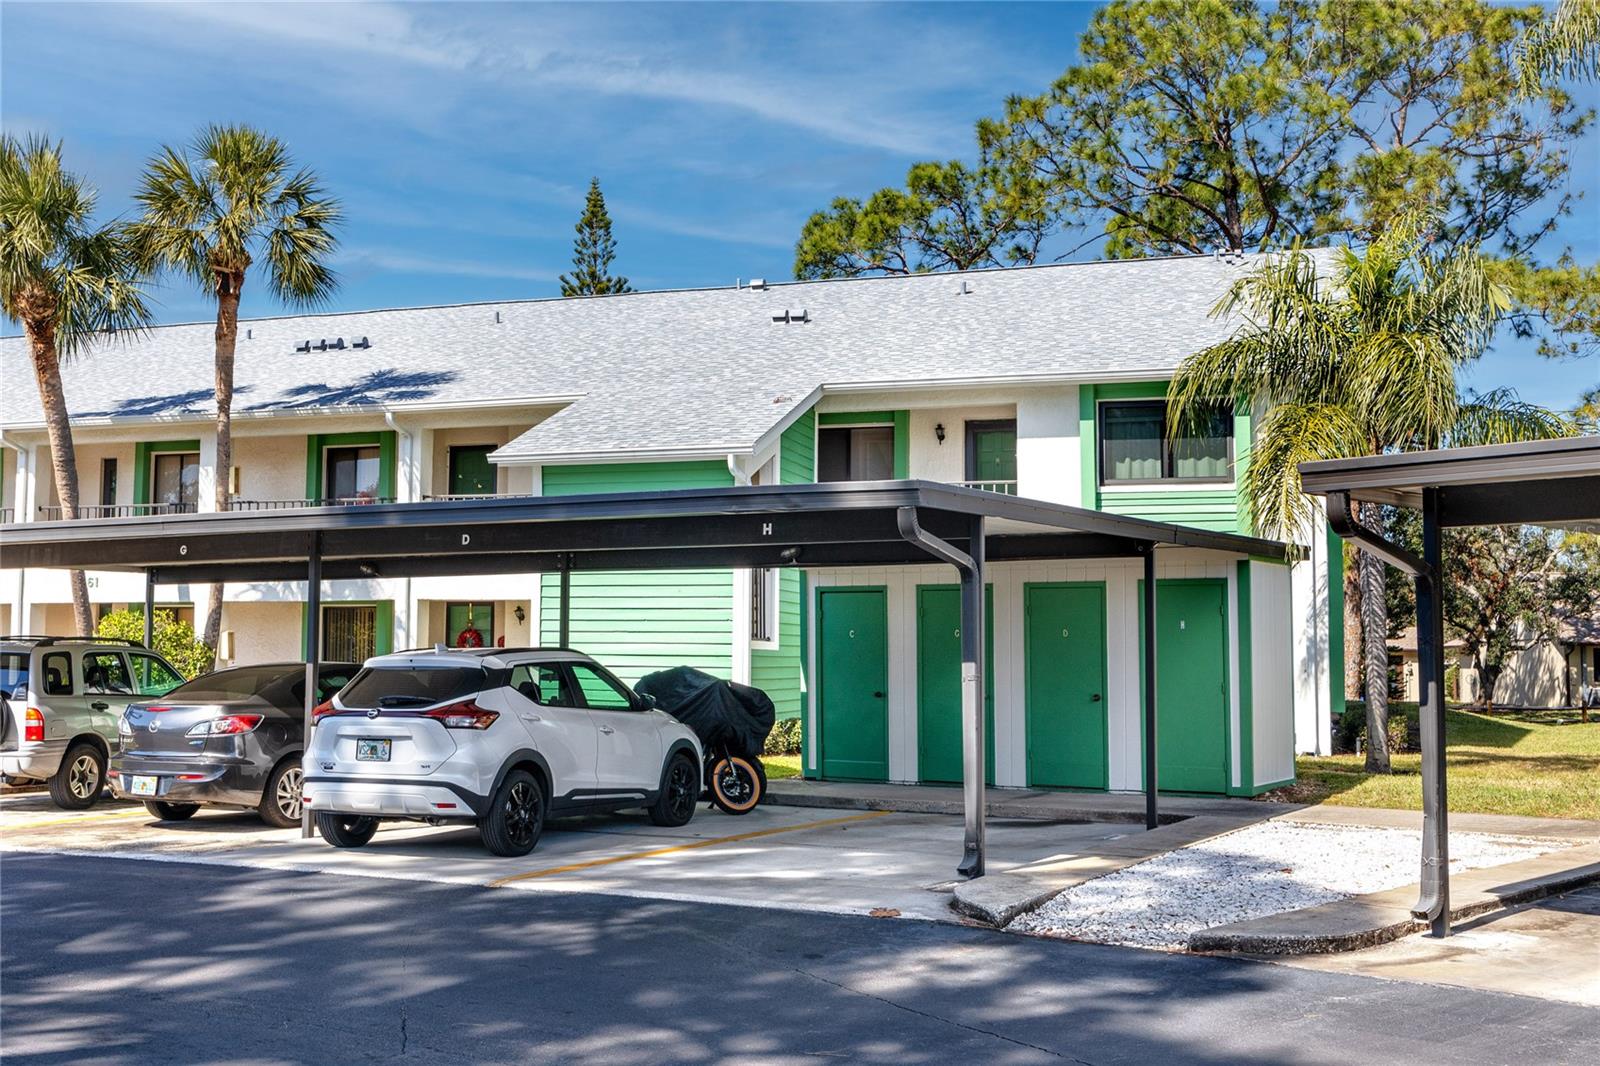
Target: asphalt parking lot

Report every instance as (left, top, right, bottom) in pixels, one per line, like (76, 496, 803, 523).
(0, 792, 1143, 922)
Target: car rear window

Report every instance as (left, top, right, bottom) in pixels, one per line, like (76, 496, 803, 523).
(337, 665, 485, 709)
(0, 653, 26, 700)
(164, 666, 298, 702)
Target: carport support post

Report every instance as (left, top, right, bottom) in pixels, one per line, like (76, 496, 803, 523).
(301, 535, 322, 839)
(959, 515, 986, 879)
(142, 570, 154, 650)
(1143, 544, 1158, 831)
(1415, 488, 1451, 935)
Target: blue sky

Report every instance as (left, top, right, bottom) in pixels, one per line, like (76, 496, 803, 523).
(2, 0, 1594, 409)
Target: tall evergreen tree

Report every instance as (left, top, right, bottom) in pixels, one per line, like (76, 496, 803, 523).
(559, 179, 630, 296)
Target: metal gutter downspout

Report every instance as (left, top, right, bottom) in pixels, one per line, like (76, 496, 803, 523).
(897, 506, 987, 878)
(1326, 491, 1451, 936)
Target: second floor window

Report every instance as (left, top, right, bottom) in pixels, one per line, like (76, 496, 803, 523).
(325, 445, 381, 502)
(817, 425, 894, 482)
(151, 452, 200, 510)
(1100, 400, 1232, 485)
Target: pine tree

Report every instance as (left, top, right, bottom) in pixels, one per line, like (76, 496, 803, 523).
(559, 178, 631, 296)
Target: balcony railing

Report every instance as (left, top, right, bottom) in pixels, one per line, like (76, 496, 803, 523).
(958, 479, 1018, 495)
(0, 508, 13, 524)
(37, 503, 198, 520)
(226, 496, 397, 511)
(421, 492, 533, 502)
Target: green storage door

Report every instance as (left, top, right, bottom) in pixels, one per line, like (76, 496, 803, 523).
(817, 588, 888, 781)
(916, 585, 994, 784)
(1144, 580, 1229, 794)
(1025, 583, 1108, 789)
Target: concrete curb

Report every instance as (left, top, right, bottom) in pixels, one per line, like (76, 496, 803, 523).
(949, 816, 1253, 927)
(1188, 846, 1600, 956)
(765, 787, 1190, 825)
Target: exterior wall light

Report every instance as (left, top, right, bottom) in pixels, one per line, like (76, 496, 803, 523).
(513, 605, 527, 624)
(935, 423, 946, 445)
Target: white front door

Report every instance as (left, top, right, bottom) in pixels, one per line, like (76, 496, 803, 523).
(569, 663, 662, 796)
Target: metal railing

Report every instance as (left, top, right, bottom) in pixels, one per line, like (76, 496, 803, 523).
(958, 479, 1018, 495)
(421, 492, 533, 502)
(226, 496, 397, 511)
(0, 508, 13, 524)
(37, 502, 198, 520)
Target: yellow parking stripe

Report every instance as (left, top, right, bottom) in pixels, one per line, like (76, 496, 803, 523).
(3, 809, 152, 831)
(485, 810, 892, 887)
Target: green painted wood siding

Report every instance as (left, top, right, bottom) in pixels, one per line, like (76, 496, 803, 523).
(752, 407, 815, 720)
(540, 461, 735, 683)
(1078, 382, 1253, 534)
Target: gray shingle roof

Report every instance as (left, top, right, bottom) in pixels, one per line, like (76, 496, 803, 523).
(1, 252, 1324, 461)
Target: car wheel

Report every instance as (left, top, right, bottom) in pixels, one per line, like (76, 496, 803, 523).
(316, 811, 379, 848)
(648, 753, 699, 828)
(708, 755, 762, 815)
(48, 743, 105, 810)
(144, 800, 200, 821)
(258, 760, 304, 829)
(480, 769, 545, 857)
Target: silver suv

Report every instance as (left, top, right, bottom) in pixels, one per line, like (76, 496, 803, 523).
(0, 637, 186, 808)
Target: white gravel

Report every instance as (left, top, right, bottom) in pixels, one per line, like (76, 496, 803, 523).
(1009, 819, 1568, 950)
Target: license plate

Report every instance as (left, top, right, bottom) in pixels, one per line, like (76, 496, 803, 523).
(356, 739, 391, 762)
(129, 775, 158, 797)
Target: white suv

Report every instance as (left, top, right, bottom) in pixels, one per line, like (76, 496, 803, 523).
(303, 648, 702, 856)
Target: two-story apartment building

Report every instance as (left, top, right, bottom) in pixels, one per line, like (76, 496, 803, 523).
(0, 253, 1342, 796)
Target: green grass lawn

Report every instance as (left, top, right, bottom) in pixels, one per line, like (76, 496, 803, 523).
(1267, 708, 1600, 821)
(762, 753, 802, 780)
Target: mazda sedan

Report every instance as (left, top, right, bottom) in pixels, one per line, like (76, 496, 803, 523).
(112, 662, 357, 826)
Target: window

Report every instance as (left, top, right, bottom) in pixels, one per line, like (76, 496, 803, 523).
(83, 653, 133, 695)
(510, 664, 574, 707)
(1099, 400, 1232, 485)
(338, 665, 486, 709)
(965, 420, 1017, 491)
(129, 653, 183, 696)
(325, 445, 382, 502)
(751, 568, 778, 645)
(316, 669, 356, 702)
(1, 653, 29, 699)
(100, 458, 118, 508)
(448, 445, 497, 496)
(569, 664, 634, 710)
(322, 605, 378, 662)
(151, 452, 200, 511)
(817, 425, 894, 482)
(42, 653, 72, 695)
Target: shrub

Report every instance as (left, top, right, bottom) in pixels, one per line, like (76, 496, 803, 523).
(764, 716, 802, 756)
(1338, 700, 1417, 755)
(97, 609, 213, 679)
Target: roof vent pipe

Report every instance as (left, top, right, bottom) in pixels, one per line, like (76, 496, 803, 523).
(749, 278, 768, 290)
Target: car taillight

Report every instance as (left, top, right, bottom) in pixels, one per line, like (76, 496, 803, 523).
(312, 700, 336, 722)
(117, 714, 133, 737)
(185, 714, 265, 737)
(23, 708, 43, 743)
(423, 700, 498, 730)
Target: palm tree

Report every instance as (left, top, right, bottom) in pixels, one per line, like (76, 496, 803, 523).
(1, 136, 150, 635)
(1169, 220, 1569, 772)
(1520, 0, 1599, 89)
(132, 125, 340, 661)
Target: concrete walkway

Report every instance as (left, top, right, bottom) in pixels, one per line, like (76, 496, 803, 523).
(767, 778, 1301, 822)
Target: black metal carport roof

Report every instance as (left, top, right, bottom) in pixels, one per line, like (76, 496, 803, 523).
(1299, 435, 1600, 529)
(0, 479, 1294, 583)
(1298, 435, 1600, 940)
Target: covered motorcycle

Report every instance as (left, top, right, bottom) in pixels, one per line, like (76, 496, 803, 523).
(636, 667, 775, 813)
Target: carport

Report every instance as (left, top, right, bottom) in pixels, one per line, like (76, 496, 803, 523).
(0, 480, 1295, 876)
(1299, 436, 1600, 936)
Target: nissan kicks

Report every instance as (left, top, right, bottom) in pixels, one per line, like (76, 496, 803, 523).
(303, 648, 702, 856)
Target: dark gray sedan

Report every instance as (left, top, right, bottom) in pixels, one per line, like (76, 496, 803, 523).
(111, 663, 358, 827)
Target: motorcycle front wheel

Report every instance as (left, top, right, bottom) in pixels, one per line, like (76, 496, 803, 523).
(708, 754, 762, 814)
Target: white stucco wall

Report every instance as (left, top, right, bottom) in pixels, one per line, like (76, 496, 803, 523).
(233, 434, 309, 502)
(1250, 560, 1296, 786)
(1017, 385, 1081, 506)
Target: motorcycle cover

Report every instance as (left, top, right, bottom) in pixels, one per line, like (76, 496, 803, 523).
(635, 667, 775, 760)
